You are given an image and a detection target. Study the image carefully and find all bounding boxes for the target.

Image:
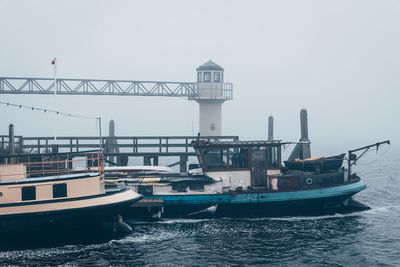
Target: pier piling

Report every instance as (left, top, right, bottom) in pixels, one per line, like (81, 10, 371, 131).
(8, 124, 15, 163)
(268, 116, 273, 141)
(180, 155, 188, 172)
(105, 120, 122, 166)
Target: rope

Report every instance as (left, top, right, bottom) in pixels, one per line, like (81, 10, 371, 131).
(354, 144, 391, 166)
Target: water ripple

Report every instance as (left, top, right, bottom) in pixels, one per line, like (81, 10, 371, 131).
(1, 149, 399, 266)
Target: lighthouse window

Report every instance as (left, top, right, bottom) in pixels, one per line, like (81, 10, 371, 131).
(214, 72, 221, 82)
(204, 72, 211, 82)
(22, 186, 36, 201)
(197, 72, 202, 82)
(53, 183, 67, 198)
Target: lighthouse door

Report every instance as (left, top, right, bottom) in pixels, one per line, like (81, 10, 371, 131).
(251, 149, 267, 187)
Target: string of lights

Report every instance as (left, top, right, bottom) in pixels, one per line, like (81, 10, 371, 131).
(0, 101, 98, 120)
(1, 100, 103, 149)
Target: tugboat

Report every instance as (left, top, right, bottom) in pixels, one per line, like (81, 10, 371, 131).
(0, 151, 142, 236)
(112, 139, 389, 219)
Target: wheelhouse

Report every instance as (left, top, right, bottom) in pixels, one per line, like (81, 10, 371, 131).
(192, 140, 286, 189)
(193, 140, 283, 172)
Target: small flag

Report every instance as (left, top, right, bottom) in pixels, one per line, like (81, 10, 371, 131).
(51, 58, 56, 65)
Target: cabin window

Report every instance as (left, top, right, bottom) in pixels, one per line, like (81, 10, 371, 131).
(197, 72, 202, 82)
(214, 72, 221, 82)
(53, 183, 67, 198)
(204, 72, 211, 82)
(22, 186, 36, 201)
(229, 148, 249, 169)
(172, 184, 188, 192)
(138, 185, 153, 196)
(268, 146, 279, 168)
(189, 184, 205, 191)
(0, 192, 2, 197)
(202, 148, 228, 170)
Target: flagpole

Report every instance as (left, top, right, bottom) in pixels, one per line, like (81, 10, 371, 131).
(53, 58, 57, 141)
(98, 117, 102, 151)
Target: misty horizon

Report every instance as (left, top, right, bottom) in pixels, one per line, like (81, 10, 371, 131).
(1, 0, 399, 156)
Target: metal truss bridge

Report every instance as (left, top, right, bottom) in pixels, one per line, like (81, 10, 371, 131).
(0, 77, 233, 99)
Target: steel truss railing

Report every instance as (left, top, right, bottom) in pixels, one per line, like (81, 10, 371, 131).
(0, 77, 233, 99)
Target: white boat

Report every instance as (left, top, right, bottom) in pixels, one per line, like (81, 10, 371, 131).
(0, 151, 142, 236)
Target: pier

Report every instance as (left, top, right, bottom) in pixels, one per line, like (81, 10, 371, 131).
(0, 131, 238, 171)
(0, 60, 238, 172)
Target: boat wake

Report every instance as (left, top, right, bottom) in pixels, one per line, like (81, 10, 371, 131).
(240, 205, 400, 222)
(267, 213, 361, 221)
(236, 212, 363, 222)
(363, 205, 400, 215)
(156, 218, 210, 224)
(111, 232, 178, 244)
(124, 218, 210, 225)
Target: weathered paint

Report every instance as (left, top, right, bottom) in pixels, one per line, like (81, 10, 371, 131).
(0, 164, 26, 182)
(206, 170, 251, 191)
(143, 180, 366, 206)
(152, 181, 223, 196)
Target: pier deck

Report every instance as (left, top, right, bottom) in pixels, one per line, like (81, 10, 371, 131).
(0, 135, 239, 171)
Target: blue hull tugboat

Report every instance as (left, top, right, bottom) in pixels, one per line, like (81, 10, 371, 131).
(112, 140, 389, 219)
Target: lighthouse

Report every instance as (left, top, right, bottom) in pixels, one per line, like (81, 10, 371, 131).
(192, 60, 232, 136)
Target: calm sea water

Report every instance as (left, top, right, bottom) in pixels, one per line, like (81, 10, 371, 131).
(1, 147, 399, 266)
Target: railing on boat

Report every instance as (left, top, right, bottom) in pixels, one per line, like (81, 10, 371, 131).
(0, 150, 104, 178)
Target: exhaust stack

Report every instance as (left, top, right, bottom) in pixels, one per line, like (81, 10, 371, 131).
(288, 109, 311, 161)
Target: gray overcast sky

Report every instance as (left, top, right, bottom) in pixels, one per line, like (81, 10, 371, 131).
(0, 0, 399, 155)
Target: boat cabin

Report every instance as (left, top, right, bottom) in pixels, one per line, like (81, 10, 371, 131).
(0, 151, 105, 206)
(193, 140, 284, 189)
(0, 150, 143, 235)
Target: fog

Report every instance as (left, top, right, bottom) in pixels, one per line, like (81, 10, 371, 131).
(0, 0, 399, 155)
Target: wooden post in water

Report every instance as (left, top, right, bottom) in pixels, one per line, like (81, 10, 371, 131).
(153, 156, 159, 166)
(180, 155, 188, 172)
(105, 120, 121, 166)
(51, 145, 59, 174)
(9, 124, 15, 163)
(143, 155, 151, 166)
(268, 116, 273, 141)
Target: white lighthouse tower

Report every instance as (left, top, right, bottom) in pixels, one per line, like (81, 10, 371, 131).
(192, 60, 232, 136)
